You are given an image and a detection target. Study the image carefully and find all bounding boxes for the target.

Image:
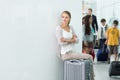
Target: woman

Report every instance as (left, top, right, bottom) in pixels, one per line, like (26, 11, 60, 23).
(82, 15, 94, 48)
(56, 11, 93, 61)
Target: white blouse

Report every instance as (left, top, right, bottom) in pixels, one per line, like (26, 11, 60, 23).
(56, 25, 78, 54)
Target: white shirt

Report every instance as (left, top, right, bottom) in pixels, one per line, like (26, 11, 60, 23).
(98, 24, 108, 39)
(56, 25, 78, 54)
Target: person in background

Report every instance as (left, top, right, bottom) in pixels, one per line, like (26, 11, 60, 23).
(87, 8, 98, 32)
(82, 15, 95, 60)
(82, 15, 94, 49)
(105, 20, 120, 63)
(98, 18, 108, 49)
(56, 11, 93, 61)
(87, 8, 99, 49)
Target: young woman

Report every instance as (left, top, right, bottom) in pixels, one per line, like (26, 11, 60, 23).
(82, 15, 94, 48)
(56, 11, 95, 79)
(56, 11, 93, 61)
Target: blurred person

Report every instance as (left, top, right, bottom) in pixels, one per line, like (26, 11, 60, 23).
(105, 20, 120, 63)
(88, 8, 99, 49)
(98, 18, 108, 49)
(82, 15, 94, 48)
(87, 8, 98, 32)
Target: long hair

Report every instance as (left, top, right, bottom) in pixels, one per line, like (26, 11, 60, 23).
(84, 15, 91, 35)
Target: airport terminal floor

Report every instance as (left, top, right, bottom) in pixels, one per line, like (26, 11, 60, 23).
(94, 49, 120, 80)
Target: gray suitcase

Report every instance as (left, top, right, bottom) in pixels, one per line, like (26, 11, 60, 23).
(64, 59, 93, 80)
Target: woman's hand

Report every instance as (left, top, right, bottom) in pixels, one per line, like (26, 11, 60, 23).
(73, 34, 77, 38)
(72, 34, 77, 43)
(61, 37, 66, 42)
(60, 34, 77, 43)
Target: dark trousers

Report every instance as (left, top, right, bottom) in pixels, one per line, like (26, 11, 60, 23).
(99, 38, 107, 49)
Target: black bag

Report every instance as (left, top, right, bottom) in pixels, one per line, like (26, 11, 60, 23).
(109, 61, 120, 77)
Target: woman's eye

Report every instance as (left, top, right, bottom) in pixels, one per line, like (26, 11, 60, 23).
(65, 17, 68, 19)
(62, 16, 69, 19)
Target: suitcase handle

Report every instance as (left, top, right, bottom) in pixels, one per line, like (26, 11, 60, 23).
(69, 60, 80, 63)
(69, 59, 91, 63)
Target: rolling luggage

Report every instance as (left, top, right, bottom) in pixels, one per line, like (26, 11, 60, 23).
(118, 46, 120, 59)
(97, 44, 108, 61)
(109, 46, 120, 77)
(109, 61, 120, 77)
(64, 59, 94, 80)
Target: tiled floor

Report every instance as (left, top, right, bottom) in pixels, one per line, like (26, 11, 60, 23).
(94, 49, 120, 80)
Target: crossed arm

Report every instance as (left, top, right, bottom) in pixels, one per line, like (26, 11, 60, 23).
(56, 27, 79, 46)
(60, 34, 77, 44)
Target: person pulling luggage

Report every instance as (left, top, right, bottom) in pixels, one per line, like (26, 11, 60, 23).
(98, 18, 108, 49)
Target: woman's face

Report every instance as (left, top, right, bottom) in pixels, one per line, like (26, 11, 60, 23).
(89, 17, 92, 24)
(61, 12, 70, 25)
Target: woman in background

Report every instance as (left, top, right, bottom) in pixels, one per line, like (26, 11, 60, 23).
(82, 15, 94, 48)
(82, 15, 95, 60)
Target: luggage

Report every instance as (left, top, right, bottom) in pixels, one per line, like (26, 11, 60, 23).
(109, 46, 120, 77)
(64, 59, 94, 80)
(97, 44, 108, 61)
(99, 39, 106, 49)
(89, 49, 95, 61)
(82, 48, 95, 61)
(109, 61, 120, 77)
(118, 46, 120, 59)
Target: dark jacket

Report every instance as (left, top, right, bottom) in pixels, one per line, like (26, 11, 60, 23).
(92, 15, 98, 32)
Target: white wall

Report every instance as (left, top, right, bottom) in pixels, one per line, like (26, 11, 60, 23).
(0, 0, 82, 80)
(96, 0, 120, 27)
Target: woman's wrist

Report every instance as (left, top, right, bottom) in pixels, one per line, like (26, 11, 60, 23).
(65, 39, 75, 43)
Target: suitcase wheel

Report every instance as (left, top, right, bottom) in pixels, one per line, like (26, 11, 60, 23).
(109, 73, 111, 77)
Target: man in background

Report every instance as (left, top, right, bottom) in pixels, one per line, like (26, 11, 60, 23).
(87, 8, 98, 32)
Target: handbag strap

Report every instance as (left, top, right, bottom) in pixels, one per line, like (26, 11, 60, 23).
(102, 44, 107, 53)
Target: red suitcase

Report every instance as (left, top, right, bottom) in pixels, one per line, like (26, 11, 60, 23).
(82, 48, 95, 61)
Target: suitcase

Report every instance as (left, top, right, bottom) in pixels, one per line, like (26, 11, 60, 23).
(97, 45, 108, 61)
(64, 59, 94, 80)
(109, 48, 120, 77)
(82, 48, 95, 61)
(89, 49, 95, 61)
(118, 46, 120, 59)
(109, 61, 120, 77)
